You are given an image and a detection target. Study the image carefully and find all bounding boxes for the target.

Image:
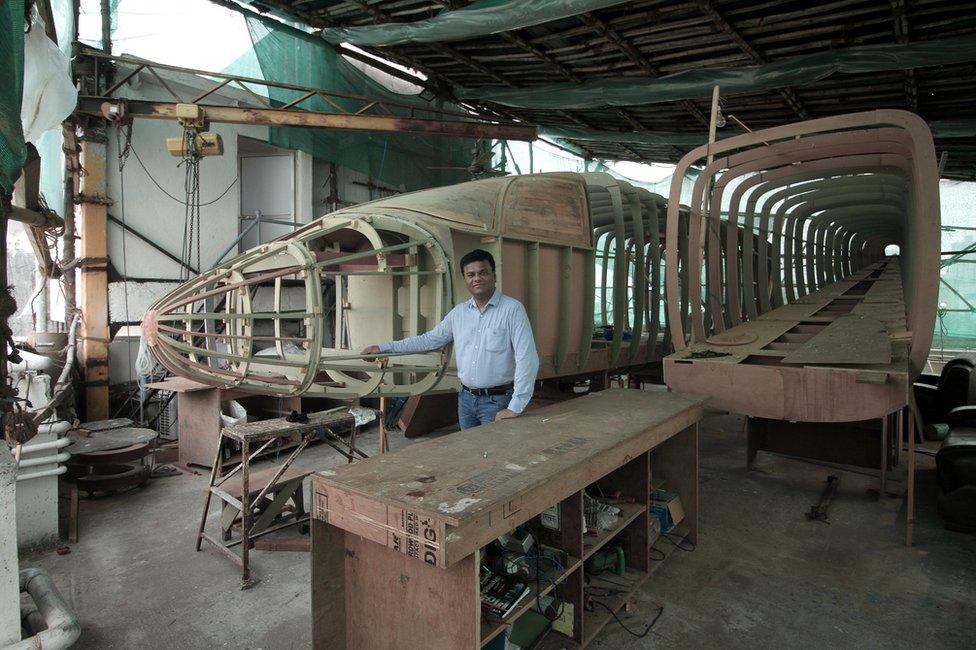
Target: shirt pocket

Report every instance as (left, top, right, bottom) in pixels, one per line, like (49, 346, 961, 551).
(485, 327, 508, 353)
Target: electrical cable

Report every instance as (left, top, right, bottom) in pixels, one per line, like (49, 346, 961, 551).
(661, 533, 696, 552)
(116, 122, 135, 378)
(128, 138, 238, 207)
(589, 600, 663, 638)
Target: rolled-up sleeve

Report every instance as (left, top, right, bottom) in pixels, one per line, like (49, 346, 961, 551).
(379, 309, 455, 354)
(507, 303, 539, 414)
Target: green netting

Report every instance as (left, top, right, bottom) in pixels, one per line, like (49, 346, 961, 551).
(90, 0, 121, 49)
(223, 15, 477, 192)
(459, 34, 976, 109)
(542, 119, 976, 149)
(936, 181, 976, 350)
(321, 0, 629, 47)
(0, 0, 26, 195)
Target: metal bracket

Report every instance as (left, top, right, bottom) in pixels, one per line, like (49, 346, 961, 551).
(62, 256, 109, 272)
(74, 193, 114, 206)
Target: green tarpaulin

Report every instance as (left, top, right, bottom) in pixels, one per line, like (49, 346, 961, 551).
(0, 0, 26, 194)
(542, 119, 976, 149)
(458, 35, 976, 109)
(224, 13, 481, 193)
(320, 0, 630, 47)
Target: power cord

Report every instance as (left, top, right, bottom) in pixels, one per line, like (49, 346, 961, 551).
(589, 600, 664, 638)
(128, 135, 238, 207)
(661, 533, 696, 552)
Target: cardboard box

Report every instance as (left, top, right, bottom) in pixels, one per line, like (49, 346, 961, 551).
(650, 489, 684, 533)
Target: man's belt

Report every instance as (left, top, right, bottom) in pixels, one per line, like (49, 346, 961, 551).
(461, 382, 514, 397)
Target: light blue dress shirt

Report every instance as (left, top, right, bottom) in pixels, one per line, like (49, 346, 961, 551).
(378, 291, 539, 413)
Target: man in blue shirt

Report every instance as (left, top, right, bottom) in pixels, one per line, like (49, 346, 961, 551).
(362, 249, 539, 429)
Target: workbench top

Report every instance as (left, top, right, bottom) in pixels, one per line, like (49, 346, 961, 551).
(312, 389, 704, 567)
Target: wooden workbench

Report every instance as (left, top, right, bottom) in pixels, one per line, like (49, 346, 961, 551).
(310, 389, 705, 649)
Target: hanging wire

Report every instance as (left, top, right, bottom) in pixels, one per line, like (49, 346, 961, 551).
(128, 140, 238, 207)
(115, 120, 144, 421)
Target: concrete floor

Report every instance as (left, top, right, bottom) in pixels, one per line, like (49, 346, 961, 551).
(21, 411, 975, 649)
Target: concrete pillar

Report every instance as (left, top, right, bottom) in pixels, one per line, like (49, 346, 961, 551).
(0, 443, 21, 645)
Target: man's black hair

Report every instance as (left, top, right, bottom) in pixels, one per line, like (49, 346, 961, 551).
(459, 249, 495, 273)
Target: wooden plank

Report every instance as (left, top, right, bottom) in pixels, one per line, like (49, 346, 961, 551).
(311, 519, 345, 649)
(343, 534, 478, 649)
(78, 138, 110, 420)
(222, 410, 356, 443)
(177, 388, 222, 468)
(499, 174, 591, 248)
(315, 488, 447, 567)
(399, 393, 458, 439)
(146, 376, 221, 393)
(781, 313, 892, 365)
(650, 424, 699, 545)
(312, 390, 704, 567)
(218, 464, 310, 498)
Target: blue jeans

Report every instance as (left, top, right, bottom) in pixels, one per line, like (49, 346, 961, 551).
(458, 388, 513, 429)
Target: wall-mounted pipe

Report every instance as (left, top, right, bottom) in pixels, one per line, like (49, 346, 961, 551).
(11, 568, 81, 650)
(7, 349, 56, 374)
(17, 452, 70, 469)
(16, 466, 67, 482)
(18, 434, 71, 455)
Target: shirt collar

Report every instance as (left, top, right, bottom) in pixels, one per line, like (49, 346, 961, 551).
(468, 290, 502, 309)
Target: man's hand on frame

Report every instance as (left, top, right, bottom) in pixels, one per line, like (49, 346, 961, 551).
(495, 409, 518, 421)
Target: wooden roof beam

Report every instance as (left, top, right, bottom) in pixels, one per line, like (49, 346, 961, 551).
(692, 0, 811, 121)
(555, 109, 648, 162)
(498, 32, 581, 82)
(345, 0, 517, 88)
(612, 107, 687, 161)
(577, 11, 710, 128)
(430, 0, 581, 83)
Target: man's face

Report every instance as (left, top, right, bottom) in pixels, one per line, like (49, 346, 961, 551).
(462, 259, 496, 300)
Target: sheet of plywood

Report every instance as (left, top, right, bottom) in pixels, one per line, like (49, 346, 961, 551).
(781, 313, 891, 365)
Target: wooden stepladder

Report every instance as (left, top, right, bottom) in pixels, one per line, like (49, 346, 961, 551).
(195, 410, 365, 589)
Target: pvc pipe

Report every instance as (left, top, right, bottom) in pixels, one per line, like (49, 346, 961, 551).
(17, 452, 70, 469)
(12, 568, 81, 650)
(33, 266, 49, 334)
(16, 466, 66, 482)
(18, 434, 70, 454)
(7, 349, 56, 373)
(37, 420, 71, 435)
